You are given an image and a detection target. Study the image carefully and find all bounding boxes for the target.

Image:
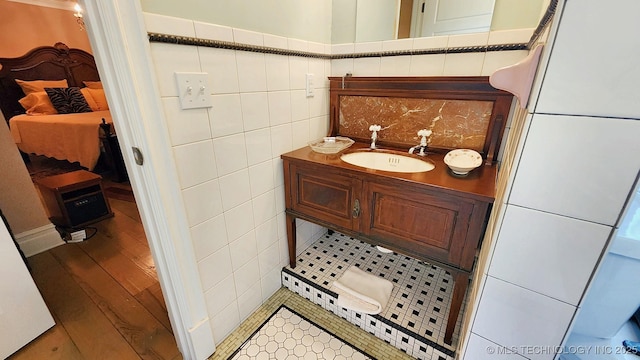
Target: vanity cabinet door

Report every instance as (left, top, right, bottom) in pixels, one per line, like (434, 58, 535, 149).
(363, 182, 478, 269)
(287, 162, 362, 231)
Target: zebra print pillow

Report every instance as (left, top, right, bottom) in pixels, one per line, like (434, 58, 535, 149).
(44, 87, 93, 114)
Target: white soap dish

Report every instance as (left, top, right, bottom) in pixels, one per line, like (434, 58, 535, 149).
(308, 136, 354, 154)
(444, 149, 483, 176)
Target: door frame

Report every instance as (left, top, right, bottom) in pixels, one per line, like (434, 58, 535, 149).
(80, 1, 214, 358)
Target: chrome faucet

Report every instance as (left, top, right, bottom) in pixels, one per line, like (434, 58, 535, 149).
(409, 129, 432, 156)
(369, 124, 382, 149)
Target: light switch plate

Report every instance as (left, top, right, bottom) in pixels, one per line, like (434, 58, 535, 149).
(305, 73, 314, 97)
(175, 72, 213, 109)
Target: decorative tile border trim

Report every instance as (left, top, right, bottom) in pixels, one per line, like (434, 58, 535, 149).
(148, 32, 528, 60)
(528, 0, 559, 48)
(148, 33, 331, 59)
(282, 267, 456, 359)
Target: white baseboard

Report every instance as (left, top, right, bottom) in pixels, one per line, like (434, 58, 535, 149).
(15, 223, 64, 257)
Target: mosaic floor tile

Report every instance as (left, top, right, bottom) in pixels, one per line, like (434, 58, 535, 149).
(283, 230, 469, 360)
(211, 287, 414, 360)
(228, 305, 372, 360)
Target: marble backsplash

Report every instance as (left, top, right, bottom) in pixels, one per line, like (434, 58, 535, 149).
(338, 96, 494, 152)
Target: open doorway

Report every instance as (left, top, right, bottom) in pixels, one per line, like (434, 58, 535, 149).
(0, 1, 179, 358)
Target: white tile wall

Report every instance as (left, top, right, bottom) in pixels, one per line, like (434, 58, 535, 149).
(199, 47, 239, 94)
(509, 114, 640, 225)
(191, 214, 228, 261)
(534, 0, 640, 119)
(173, 140, 217, 189)
(409, 54, 446, 76)
(218, 169, 252, 211)
(240, 92, 270, 131)
(255, 217, 278, 253)
(146, 12, 332, 343)
(473, 277, 575, 360)
(267, 91, 292, 126)
(212, 134, 247, 176)
(237, 282, 262, 321)
(162, 97, 211, 145)
(488, 205, 611, 305)
(443, 53, 485, 76)
(181, 179, 223, 226)
(204, 274, 236, 314)
(150, 43, 201, 97)
(209, 94, 243, 137)
(223, 201, 255, 242)
(244, 128, 273, 166)
(464, 334, 528, 360)
(198, 246, 233, 291)
(248, 160, 275, 197)
(229, 231, 258, 272)
(193, 22, 233, 42)
(252, 190, 277, 226)
(145, 12, 534, 348)
(380, 56, 412, 76)
(211, 301, 240, 343)
(236, 52, 268, 92)
(466, 2, 640, 359)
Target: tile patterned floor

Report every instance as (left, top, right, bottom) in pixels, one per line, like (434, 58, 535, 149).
(228, 305, 372, 360)
(282, 231, 467, 360)
(211, 287, 414, 360)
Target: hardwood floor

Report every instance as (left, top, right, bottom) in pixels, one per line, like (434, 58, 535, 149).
(8, 184, 182, 360)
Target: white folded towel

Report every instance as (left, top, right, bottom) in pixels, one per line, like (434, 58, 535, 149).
(330, 266, 393, 315)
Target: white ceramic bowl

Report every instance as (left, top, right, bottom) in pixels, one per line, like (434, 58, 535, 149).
(444, 149, 482, 175)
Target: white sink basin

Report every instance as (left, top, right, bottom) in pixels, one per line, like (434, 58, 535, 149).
(340, 151, 435, 173)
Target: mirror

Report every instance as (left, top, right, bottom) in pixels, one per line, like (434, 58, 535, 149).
(332, 0, 549, 44)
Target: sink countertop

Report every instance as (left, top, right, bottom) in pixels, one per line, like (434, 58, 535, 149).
(282, 142, 497, 203)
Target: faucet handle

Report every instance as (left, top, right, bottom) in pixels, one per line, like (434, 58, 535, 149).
(369, 124, 381, 149)
(417, 129, 432, 146)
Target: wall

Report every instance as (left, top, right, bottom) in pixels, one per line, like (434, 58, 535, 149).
(139, 0, 332, 44)
(463, 0, 640, 359)
(0, 112, 49, 233)
(143, 13, 330, 344)
(0, 1, 92, 58)
(142, 9, 534, 350)
(490, 0, 547, 31)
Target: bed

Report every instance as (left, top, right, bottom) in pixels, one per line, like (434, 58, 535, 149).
(0, 42, 118, 172)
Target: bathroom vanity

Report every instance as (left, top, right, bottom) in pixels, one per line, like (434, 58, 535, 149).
(282, 76, 513, 345)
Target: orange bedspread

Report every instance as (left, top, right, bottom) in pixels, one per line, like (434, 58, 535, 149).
(9, 111, 113, 170)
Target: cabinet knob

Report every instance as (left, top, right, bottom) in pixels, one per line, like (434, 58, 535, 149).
(352, 199, 361, 218)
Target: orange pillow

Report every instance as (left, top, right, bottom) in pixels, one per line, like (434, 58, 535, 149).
(83, 81, 103, 89)
(83, 88, 109, 111)
(80, 88, 100, 111)
(18, 91, 58, 115)
(16, 79, 68, 95)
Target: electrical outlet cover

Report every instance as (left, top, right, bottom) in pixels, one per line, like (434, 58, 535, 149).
(175, 72, 213, 109)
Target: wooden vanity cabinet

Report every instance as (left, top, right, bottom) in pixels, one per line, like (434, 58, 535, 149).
(286, 162, 362, 232)
(283, 151, 494, 345)
(283, 76, 509, 346)
(284, 158, 490, 273)
(363, 181, 489, 272)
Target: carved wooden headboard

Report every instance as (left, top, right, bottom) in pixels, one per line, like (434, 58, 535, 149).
(0, 42, 100, 121)
(328, 76, 514, 165)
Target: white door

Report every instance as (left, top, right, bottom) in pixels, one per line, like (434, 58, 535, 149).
(419, 0, 495, 37)
(0, 221, 54, 359)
